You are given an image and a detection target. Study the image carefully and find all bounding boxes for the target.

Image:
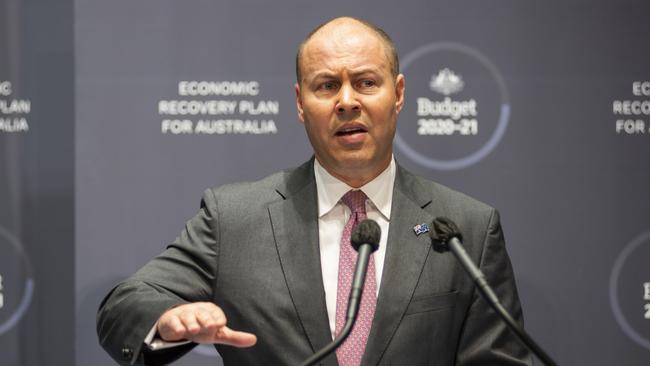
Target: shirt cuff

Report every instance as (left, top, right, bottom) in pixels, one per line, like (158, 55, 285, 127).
(143, 321, 192, 351)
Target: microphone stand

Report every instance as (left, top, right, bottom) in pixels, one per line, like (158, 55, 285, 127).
(447, 236, 558, 366)
(298, 243, 374, 366)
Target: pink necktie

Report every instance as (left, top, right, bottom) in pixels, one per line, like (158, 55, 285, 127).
(335, 190, 377, 366)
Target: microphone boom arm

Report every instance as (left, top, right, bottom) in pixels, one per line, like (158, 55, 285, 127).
(447, 236, 558, 366)
(298, 243, 373, 366)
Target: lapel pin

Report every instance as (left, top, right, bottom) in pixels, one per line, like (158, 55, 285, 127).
(413, 223, 430, 236)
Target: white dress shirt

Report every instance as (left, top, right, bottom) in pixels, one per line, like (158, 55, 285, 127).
(314, 157, 395, 338)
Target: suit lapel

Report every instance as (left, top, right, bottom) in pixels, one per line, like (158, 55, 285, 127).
(268, 161, 337, 366)
(362, 166, 435, 366)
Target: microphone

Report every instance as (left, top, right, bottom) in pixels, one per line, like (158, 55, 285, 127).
(430, 217, 558, 366)
(299, 219, 381, 366)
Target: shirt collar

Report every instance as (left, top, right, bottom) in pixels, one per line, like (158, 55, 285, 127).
(314, 156, 395, 220)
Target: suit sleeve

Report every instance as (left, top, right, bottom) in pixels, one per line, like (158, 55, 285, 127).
(97, 188, 221, 365)
(455, 209, 534, 366)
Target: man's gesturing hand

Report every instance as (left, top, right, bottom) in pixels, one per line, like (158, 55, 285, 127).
(157, 302, 257, 347)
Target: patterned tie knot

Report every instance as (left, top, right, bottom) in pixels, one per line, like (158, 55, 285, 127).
(341, 190, 367, 214)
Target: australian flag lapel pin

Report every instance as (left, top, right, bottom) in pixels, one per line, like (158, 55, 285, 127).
(413, 223, 430, 236)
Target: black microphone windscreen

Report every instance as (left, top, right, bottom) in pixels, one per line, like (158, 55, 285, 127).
(351, 219, 381, 252)
(430, 217, 463, 249)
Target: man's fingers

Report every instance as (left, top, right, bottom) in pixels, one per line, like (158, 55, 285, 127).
(195, 309, 224, 332)
(156, 302, 237, 344)
(158, 315, 187, 341)
(214, 326, 257, 348)
(179, 311, 201, 334)
(209, 307, 227, 327)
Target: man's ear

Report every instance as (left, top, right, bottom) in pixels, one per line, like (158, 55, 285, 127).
(394, 74, 405, 114)
(295, 82, 305, 123)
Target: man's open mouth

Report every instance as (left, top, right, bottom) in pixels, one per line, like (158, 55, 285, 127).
(335, 126, 367, 136)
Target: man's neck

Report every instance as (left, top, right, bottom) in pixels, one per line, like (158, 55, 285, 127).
(315, 158, 392, 188)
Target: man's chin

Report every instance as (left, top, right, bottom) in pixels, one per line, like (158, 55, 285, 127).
(333, 153, 374, 170)
(329, 151, 390, 173)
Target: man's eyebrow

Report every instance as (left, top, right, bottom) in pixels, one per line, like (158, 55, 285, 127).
(310, 71, 338, 80)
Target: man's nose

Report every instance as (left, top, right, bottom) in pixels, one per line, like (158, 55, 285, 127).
(335, 84, 361, 115)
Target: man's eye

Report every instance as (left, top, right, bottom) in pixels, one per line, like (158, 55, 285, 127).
(319, 82, 337, 91)
(359, 80, 376, 88)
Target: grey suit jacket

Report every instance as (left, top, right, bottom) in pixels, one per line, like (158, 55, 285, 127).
(97, 159, 533, 366)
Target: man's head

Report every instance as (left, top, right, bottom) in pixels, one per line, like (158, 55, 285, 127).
(296, 17, 400, 83)
(295, 17, 405, 187)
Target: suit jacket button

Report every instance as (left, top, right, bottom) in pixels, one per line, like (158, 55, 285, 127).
(121, 346, 134, 360)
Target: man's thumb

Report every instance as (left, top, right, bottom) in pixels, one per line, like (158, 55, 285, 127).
(215, 326, 257, 348)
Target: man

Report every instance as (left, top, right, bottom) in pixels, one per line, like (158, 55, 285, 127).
(98, 17, 533, 366)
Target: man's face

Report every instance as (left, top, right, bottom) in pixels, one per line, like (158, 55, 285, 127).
(295, 21, 405, 186)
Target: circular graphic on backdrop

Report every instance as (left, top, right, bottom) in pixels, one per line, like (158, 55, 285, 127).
(395, 42, 510, 170)
(609, 230, 650, 350)
(0, 226, 35, 335)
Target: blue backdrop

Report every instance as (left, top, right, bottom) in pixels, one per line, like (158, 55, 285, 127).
(1, 1, 649, 365)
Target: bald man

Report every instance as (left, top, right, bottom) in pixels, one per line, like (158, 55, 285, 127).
(98, 17, 532, 366)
